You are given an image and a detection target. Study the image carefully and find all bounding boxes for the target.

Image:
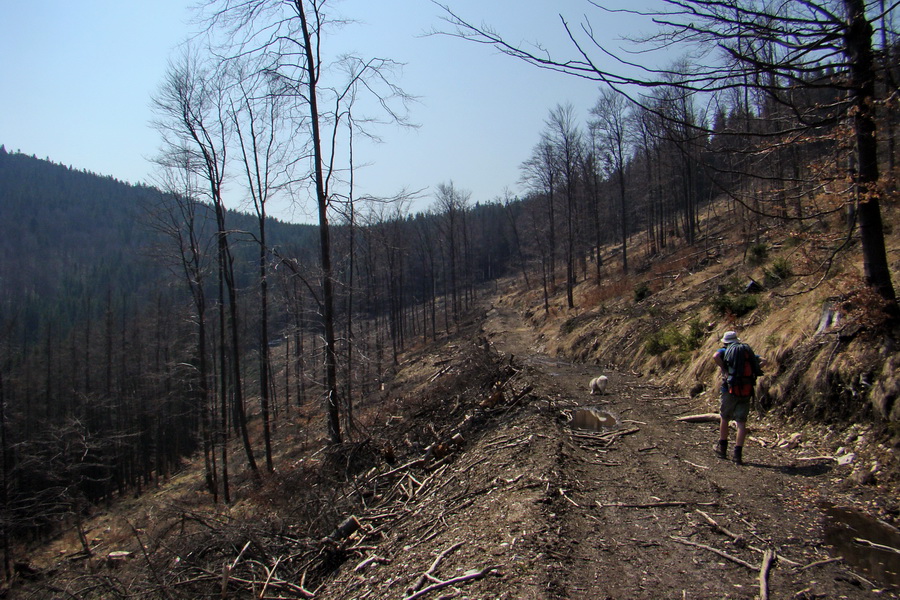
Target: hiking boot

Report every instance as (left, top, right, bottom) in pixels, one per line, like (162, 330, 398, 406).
(716, 440, 728, 459)
(733, 446, 744, 465)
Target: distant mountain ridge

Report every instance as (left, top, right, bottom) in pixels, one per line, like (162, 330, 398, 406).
(0, 147, 316, 336)
(1, 149, 161, 325)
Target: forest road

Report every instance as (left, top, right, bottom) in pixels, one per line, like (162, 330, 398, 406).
(471, 302, 898, 599)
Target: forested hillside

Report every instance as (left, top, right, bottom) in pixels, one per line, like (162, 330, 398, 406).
(0, 149, 161, 329)
(0, 148, 523, 575)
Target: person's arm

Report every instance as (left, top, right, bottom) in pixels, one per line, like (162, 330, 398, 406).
(713, 350, 727, 373)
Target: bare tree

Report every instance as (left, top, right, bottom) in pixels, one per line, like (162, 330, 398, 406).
(502, 191, 532, 289)
(433, 182, 471, 324)
(545, 104, 583, 307)
(229, 61, 292, 472)
(590, 88, 633, 273)
(203, 0, 414, 443)
(152, 49, 260, 487)
(438, 0, 898, 313)
(147, 158, 219, 501)
(520, 135, 559, 305)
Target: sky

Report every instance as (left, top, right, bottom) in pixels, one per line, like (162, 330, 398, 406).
(1, 0, 650, 221)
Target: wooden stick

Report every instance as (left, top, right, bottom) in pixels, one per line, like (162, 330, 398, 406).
(676, 413, 720, 423)
(374, 458, 426, 480)
(693, 512, 800, 566)
(258, 556, 281, 600)
(428, 364, 453, 382)
(123, 520, 175, 600)
(224, 574, 314, 598)
(599, 500, 717, 509)
(408, 542, 463, 595)
(582, 458, 621, 466)
(696, 510, 742, 543)
(684, 460, 710, 470)
(796, 555, 843, 571)
(599, 426, 640, 439)
(670, 536, 757, 570)
(402, 566, 498, 600)
(492, 434, 534, 450)
(759, 548, 775, 600)
(771, 552, 800, 567)
(559, 488, 581, 507)
(354, 555, 390, 572)
(483, 435, 519, 449)
(853, 537, 900, 555)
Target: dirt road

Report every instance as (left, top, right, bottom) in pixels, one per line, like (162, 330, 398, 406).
(319, 303, 899, 600)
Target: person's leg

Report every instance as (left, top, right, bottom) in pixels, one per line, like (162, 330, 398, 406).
(717, 416, 730, 458)
(735, 421, 747, 446)
(733, 420, 747, 464)
(717, 393, 735, 458)
(719, 418, 730, 441)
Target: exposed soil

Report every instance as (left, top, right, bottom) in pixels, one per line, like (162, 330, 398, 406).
(307, 300, 900, 600)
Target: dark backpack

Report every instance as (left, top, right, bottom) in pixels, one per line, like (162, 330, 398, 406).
(724, 343, 762, 397)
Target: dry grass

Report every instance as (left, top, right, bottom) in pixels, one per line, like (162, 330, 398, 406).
(502, 193, 899, 427)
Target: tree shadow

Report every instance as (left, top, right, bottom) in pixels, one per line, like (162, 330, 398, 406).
(742, 460, 833, 477)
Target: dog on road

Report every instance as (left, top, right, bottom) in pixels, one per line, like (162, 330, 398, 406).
(589, 375, 608, 395)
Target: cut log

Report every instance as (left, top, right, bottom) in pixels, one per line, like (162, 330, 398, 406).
(676, 413, 720, 423)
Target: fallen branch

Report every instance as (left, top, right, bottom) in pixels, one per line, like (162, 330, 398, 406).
(582, 458, 621, 466)
(500, 384, 534, 414)
(599, 500, 717, 509)
(796, 455, 836, 462)
(759, 548, 776, 600)
(853, 537, 900, 555)
(428, 364, 453, 382)
(408, 542, 463, 595)
(223, 573, 314, 598)
(576, 426, 639, 439)
(402, 566, 499, 600)
(192, 565, 315, 599)
(696, 510, 743, 544)
(358, 511, 401, 522)
(492, 434, 534, 450)
(676, 413, 720, 423)
(599, 426, 639, 440)
(127, 521, 176, 600)
(374, 458, 426, 481)
(670, 536, 757, 570)
(683, 460, 710, 470)
(571, 427, 639, 444)
(354, 555, 390, 572)
(258, 556, 281, 600)
(483, 435, 518, 449)
(559, 488, 581, 507)
(694, 511, 800, 566)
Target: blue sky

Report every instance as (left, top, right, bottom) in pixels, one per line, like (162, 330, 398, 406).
(1, 0, 646, 220)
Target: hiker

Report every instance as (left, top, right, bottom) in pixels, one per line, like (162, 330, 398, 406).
(713, 331, 764, 465)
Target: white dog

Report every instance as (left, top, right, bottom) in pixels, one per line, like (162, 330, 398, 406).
(589, 375, 608, 395)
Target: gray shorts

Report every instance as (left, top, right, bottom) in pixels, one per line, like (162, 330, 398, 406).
(720, 392, 751, 422)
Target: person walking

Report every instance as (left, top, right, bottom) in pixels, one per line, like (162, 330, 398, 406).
(713, 331, 764, 465)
